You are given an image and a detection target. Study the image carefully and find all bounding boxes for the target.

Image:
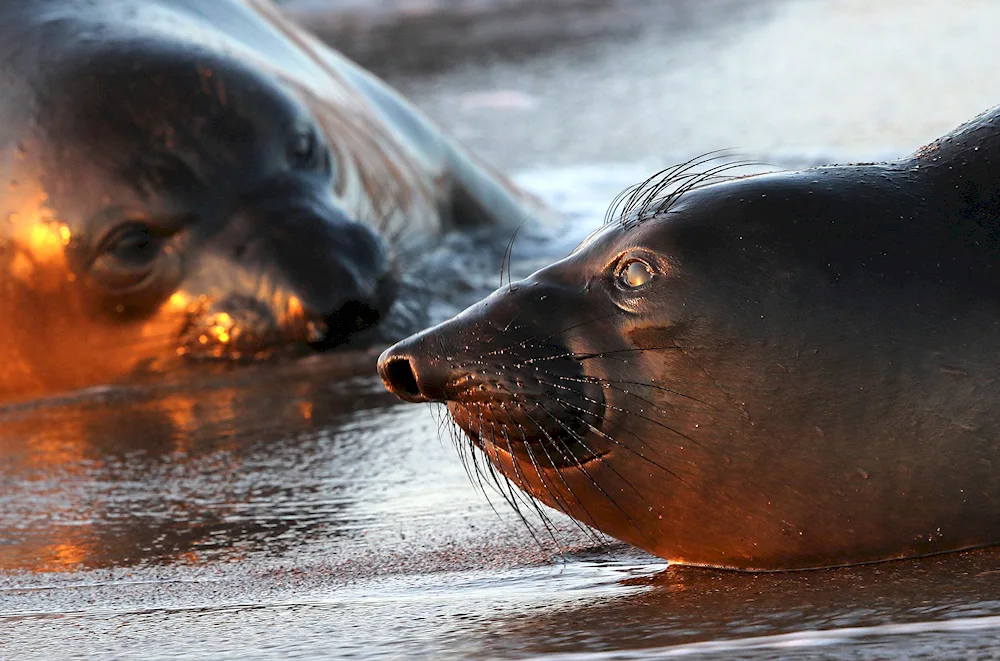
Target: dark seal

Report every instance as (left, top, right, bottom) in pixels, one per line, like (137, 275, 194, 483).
(379, 106, 1000, 570)
(0, 0, 530, 403)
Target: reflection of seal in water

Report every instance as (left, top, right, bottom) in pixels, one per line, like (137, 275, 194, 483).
(0, 0, 530, 403)
(380, 106, 1000, 570)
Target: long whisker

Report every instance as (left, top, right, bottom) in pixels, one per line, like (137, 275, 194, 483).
(499, 402, 605, 543)
(516, 405, 613, 543)
(479, 407, 562, 542)
(534, 375, 703, 449)
(527, 403, 650, 545)
(541, 389, 697, 490)
(473, 409, 538, 535)
(515, 345, 684, 367)
(494, 406, 566, 544)
(486, 410, 563, 539)
(554, 373, 713, 408)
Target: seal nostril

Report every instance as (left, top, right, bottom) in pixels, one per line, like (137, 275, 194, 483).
(384, 356, 421, 400)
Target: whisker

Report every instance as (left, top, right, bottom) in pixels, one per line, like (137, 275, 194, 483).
(554, 373, 713, 408)
(498, 402, 605, 544)
(534, 376, 703, 449)
(541, 390, 697, 490)
(527, 403, 650, 545)
(486, 312, 623, 358)
(515, 345, 684, 367)
(499, 224, 523, 290)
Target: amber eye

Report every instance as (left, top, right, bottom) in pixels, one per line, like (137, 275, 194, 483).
(618, 259, 654, 288)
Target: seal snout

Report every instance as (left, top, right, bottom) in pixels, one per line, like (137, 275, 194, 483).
(377, 342, 451, 403)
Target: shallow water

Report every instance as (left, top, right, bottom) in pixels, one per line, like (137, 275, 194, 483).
(4, 165, 1000, 660)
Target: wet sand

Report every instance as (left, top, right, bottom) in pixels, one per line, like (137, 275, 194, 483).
(5, 1, 1000, 659)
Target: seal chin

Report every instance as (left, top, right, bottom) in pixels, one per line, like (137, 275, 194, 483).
(175, 265, 396, 361)
(309, 273, 398, 351)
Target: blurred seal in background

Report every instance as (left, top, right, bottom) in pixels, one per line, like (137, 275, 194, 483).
(0, 0, 534, 403)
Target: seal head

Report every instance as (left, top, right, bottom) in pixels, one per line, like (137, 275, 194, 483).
(1, 44, 393, 397)
(0, 0, 532, 402)
(380, 107, 1000, 570)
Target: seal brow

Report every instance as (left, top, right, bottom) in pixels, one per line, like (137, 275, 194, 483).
(604, 150, 734, 226)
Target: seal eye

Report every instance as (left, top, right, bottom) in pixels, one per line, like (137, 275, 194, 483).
(102, 224, 162, 265)
(619, 259, 655, 288)
(288, 127, 320, 170)
(91, 223, 165, 291)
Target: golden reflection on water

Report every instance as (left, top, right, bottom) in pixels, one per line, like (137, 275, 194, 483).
(0, 352, 388, 573)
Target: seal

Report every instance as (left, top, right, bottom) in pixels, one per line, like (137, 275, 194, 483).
(379, 106, 1000, 570)
(0, 0, 530, 403)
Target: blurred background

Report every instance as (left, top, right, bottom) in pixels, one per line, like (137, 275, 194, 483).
(281, 0, 1000, 171)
